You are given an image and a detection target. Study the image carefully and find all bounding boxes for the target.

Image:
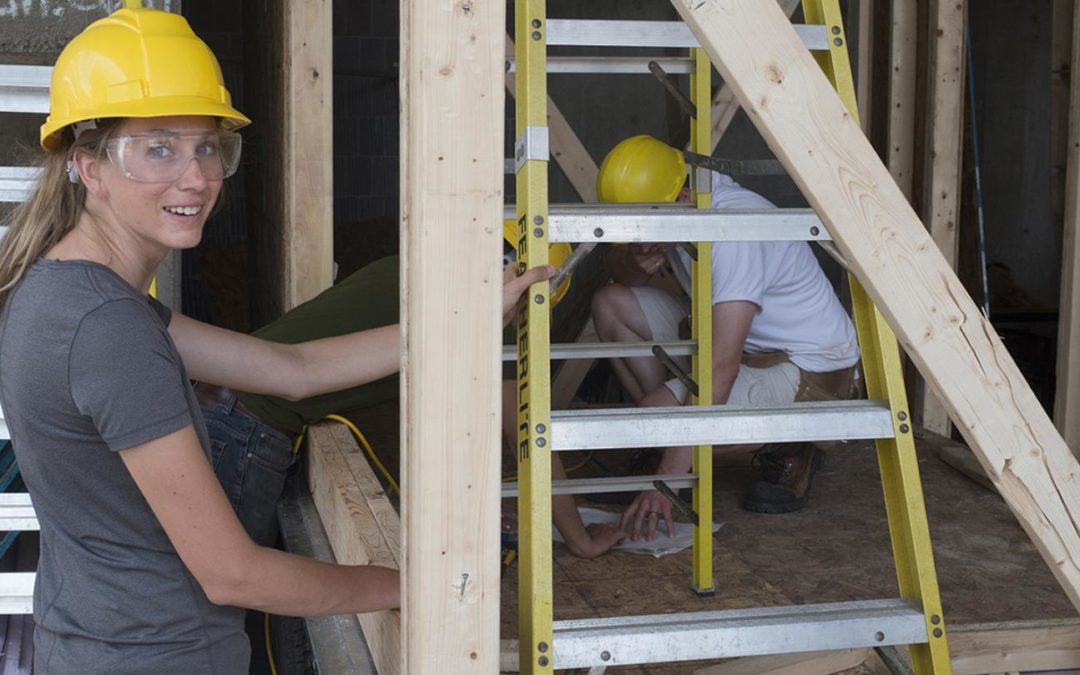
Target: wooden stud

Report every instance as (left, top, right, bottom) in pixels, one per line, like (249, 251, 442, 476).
(949, 618, 1080, 674)
(917, 0, 967, 436)
(400, 0, 505, 670)
(283, 0, 333, 309)
(886, 0, 918, 199)
(1056, 0, 1080, 456)
(307, 423, 401, 675)
(856, 0, 874, 134)
(699, 0, 801, 153)
(671, 0, 1080, 611)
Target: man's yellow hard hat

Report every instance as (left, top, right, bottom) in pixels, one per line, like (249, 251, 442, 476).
(503, 221, 573, 306)
(41, 7, 250, 150)
(596, 134, 687, 203)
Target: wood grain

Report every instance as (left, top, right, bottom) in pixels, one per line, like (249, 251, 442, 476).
(400, 0, 505, 670)
(307, 422, 401, 674)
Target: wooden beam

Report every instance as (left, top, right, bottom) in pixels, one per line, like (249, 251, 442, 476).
(307, 422, 401, 675)
(855, 0, 874, 135)
(886, 0, 918, 199)
(948, 619, 1080, 674)
(505, 36, 597, 202)
(400, 0, 504, 670)
(917, 0, 967, 436)
(284, 0, 333, 309)
(1056, 0, 1080, 456)
(671, 0, 1080, 611)
(701, 0, 800, 153)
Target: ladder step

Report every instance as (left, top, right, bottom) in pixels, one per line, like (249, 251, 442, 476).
(551, 400, 895, 451)
(502, 340, 695, 362)
(506, 55, 694, 75)
(550, 598, 928, 668)
(0, 65, 51, 114)
(0, 494, 38, 532)
(0, 166, 41, 204)
(545, 19, 830, 51)
(504, 205, 830, 243)
(501, 473, 696, 499)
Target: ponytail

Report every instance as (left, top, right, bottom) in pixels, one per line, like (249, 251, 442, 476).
(0, 120, 121, 309)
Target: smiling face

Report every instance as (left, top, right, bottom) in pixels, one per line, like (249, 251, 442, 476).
(80, 115, 225, 255)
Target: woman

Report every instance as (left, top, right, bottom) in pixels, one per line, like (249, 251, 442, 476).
(0, 7, 548, 673)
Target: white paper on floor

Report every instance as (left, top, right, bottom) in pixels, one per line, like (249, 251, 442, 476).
(553, 507, 723, 558)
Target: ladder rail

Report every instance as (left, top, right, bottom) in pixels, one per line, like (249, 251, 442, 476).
(803, 0, 953, 670)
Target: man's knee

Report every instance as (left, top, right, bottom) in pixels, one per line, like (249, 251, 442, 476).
(591, 283, 638, 336)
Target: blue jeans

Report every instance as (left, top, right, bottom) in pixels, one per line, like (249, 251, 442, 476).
(201, 393, 296, 547)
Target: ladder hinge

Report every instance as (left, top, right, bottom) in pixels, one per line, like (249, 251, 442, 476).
(515, 126, 550, 173)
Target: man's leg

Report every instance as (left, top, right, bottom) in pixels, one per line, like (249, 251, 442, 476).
(591, 284, 687, 404)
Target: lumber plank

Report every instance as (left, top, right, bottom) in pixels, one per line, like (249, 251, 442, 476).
(700, 0, 800, 153)
(692, 648, 870, 675)
(1056, 0, 1080, 456)
(284, 0, 333, 309)
(855, 0, 874, 134)
(506, 36, 597, 203)
(948, 619, 1080, 674)
(400, 0, 505, 670)
(918, 0, 967, 436)
(886, 0, 918, 199)
(670, 0, 1080, 611)
(307, 423, 401, 675)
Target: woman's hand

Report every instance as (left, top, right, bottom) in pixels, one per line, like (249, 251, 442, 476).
(503, 263, 555, 326)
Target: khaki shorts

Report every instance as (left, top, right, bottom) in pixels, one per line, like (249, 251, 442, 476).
(627, 285, 858, 405)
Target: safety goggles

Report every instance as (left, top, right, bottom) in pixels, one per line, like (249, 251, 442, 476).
(105, 129, 242, 183)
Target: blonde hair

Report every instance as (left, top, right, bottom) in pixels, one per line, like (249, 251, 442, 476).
(0, 120, 122, 310)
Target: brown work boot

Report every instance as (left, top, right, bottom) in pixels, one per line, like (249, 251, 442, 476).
(742, 443, 824, 514)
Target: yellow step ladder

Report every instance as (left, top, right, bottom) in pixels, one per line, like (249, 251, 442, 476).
(508, 1, 952, 672)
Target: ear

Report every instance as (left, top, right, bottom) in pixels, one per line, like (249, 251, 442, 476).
(71, 150, 107, 197)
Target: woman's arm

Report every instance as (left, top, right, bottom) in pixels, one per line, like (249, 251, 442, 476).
(169, 315, 398, 401)
(120, 425, 399, 615)
(171, 264, 555, 400)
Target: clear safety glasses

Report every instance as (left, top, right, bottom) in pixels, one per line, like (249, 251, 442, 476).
(106, 129, 242, 184)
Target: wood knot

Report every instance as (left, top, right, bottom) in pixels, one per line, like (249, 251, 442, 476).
(766, 63, 784, 84)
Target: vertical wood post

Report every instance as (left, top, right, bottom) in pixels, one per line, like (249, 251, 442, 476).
(918, 0, 967, 435)
(1056, 0, 1080, 455)
(400, 0, 505, 671)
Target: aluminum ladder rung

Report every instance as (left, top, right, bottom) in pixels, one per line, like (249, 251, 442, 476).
(0, 494, 38, 532)
(503, 204, 830, 243)
(550, 598, 928, 669)
(0, 65, 51, 114)
(0, 166, 41, 204)
(506, 55, 694, 75)
(546, 19, 829, 51)
(502, 340, 695, 362)
(551, 400, 895, 451)
(0, 573, 35, 615)
(502, 473, 695, 499)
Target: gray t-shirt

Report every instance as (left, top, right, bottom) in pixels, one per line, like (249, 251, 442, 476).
(0, 259, 248, 674)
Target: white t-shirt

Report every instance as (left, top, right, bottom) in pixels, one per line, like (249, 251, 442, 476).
(667, 172, 860, 373)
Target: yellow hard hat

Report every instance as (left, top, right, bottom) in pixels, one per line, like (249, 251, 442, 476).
(596, 134, 687, 203)
(503, 220, 573, 306)
(41, 7, 250, 150)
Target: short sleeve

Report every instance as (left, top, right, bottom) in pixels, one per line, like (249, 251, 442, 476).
(711, 242, 767, 307)
(69, 299, 193, 452)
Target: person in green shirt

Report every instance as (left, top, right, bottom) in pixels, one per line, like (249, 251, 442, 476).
(199, 254, 625, 558)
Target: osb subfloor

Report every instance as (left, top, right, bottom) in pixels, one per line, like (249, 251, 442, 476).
(344, 401, 1074, 674)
